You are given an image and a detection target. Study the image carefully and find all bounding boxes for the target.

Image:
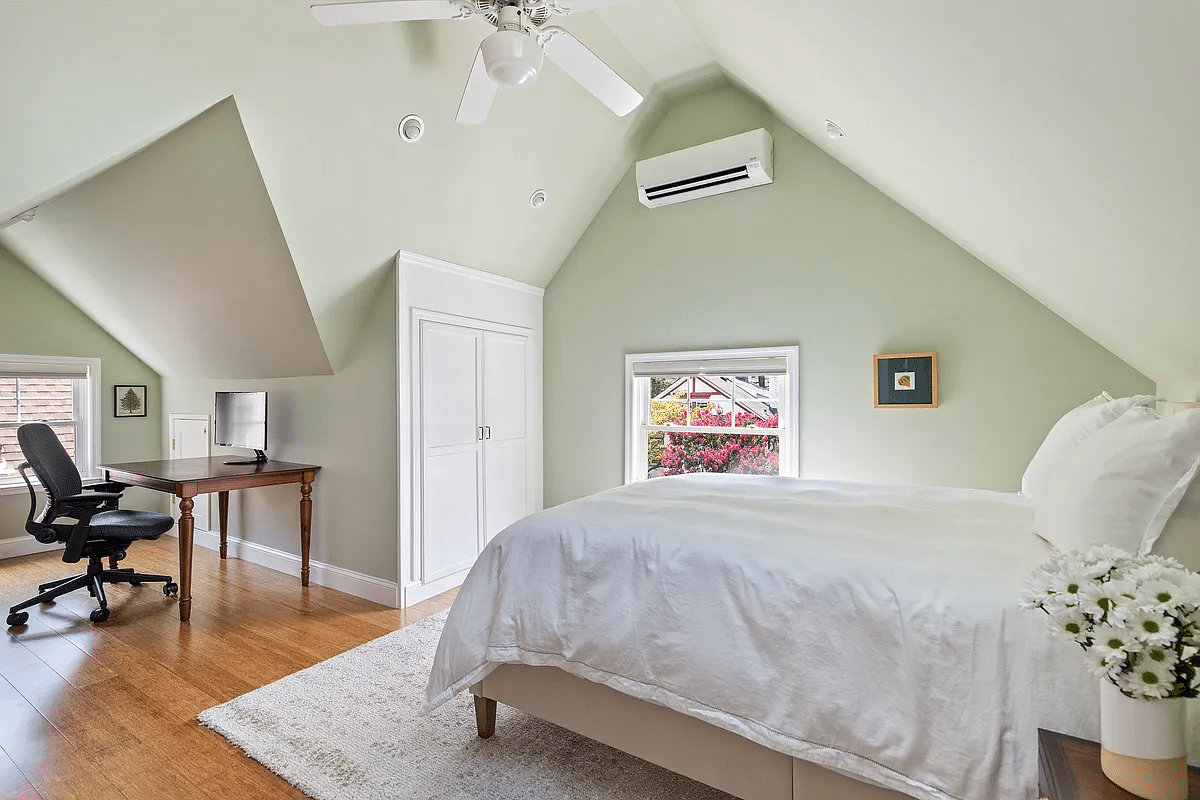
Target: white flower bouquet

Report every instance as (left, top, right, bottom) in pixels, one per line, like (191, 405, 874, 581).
(1021, 545, 1200, 699)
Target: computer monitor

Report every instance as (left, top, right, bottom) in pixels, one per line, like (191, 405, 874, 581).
(214, 391, 268, 465)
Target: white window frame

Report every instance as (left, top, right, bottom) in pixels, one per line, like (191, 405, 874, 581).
(0, 354, 102, 494)
(624, 346, 799, 484)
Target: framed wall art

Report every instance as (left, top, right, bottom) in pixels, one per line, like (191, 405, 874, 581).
(114, 384, 147, 418)
(874, 352, 938, 408)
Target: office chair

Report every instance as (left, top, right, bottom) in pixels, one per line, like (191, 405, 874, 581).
(6, 423, 178, 627)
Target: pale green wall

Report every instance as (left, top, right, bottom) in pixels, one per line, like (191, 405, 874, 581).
(160, 266, 398, 582)
(0, 246, 163, 540)
(544, 87, 1154, 504)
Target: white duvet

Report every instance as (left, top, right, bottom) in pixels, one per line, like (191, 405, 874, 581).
(424, 475, 1105, 800)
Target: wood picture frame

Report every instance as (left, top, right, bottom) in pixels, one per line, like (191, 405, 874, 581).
(874, 352, 938, 408)
(114, 384, 147, 418)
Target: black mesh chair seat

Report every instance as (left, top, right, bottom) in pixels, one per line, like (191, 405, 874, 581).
(87, 510, 176, 539)
(6, 423, 178, 627)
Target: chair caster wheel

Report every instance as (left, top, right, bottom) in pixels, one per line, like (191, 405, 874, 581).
(6, 611, 29, 627)
(89, 608, 110, 624)
(164, 582, 179, 597)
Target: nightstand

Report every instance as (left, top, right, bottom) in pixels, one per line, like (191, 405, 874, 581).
(1038, 728, 1200, 799)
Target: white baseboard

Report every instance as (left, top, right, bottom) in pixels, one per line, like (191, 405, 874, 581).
(0, 536, 63, 561)
(168, 529, 400, 608)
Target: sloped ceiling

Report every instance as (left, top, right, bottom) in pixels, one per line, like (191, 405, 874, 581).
(1, 1, 1196, 388)
(1, 98, 331, 379)
(664, 0, 1199, 389)
(0, 0, 666, 372)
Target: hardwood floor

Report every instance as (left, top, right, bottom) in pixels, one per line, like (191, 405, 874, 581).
(0, 536, 457, 799)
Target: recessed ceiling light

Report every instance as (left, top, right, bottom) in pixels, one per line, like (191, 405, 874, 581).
(399, 115, 424, 143)
(825, 119, 846, 139)
(529, 189, 547, 209)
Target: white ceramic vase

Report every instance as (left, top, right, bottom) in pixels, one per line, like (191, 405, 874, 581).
(1099, 678, 1188, 800)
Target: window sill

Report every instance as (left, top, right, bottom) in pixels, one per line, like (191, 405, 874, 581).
(0, 476, 105, 498)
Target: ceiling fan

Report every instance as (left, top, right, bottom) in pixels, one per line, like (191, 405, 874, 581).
(310, 0, 644, 124)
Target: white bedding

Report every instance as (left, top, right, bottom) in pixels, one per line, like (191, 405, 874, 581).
(423, 475, 1103, 800)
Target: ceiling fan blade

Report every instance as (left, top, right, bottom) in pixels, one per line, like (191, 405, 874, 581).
(541, 27, 642, 117)
(310, 0, 471, 27)
(456, 47, 499, 125)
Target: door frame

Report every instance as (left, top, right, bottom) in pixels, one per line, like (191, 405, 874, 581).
(168, 413, 211, 531)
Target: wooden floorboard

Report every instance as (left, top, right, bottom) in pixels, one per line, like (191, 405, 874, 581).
(0, 536, 457, 800)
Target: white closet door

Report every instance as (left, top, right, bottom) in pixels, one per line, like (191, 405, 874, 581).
(483, 330, 529, 542)
(419, 320, 483, 583)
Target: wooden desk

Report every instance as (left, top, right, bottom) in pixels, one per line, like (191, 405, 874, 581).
(99, 457, 321, 622)
(1039, 728, 1200, 799)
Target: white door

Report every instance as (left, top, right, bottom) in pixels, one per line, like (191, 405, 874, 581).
(419, 320, 484, 583)
(482, 330, 529, 542)
(169, 414, 210, 531)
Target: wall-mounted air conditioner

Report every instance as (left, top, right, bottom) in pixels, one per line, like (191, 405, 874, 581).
(636, 128, 774, 209)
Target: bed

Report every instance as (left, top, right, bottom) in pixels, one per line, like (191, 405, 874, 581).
(423, 474, 1109, 800)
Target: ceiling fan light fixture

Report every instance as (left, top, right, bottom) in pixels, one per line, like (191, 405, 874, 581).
(482, 29, 543, 87)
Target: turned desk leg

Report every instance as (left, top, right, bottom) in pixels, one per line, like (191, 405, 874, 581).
(475, 696, 497, 739)
(218, 491, 229, 559)
(300, 479, 312, 587)
(177, 495, 194, 622)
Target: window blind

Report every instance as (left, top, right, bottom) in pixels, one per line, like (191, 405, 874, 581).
(631, 356, 788, 378)
(0, 360, 90, 380)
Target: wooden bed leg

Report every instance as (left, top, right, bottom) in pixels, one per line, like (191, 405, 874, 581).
(474, 696, 497, 739)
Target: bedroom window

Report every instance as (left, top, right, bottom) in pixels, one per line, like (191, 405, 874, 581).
(625, 346, 799, 483)
(0, 356, 101, 490)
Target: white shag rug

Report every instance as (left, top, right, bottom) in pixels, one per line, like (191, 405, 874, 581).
(198, 611, 734, 800)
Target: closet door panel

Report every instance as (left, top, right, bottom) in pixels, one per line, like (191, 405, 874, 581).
(483, 331, 527, 442)
(484, 441, 526, 541)
(422, 450, 481, 581)
(421, 322, 480, 448)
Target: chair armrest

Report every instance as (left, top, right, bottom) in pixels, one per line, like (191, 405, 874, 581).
(59, 492, 123, 506)
(87, 481, 130, 493)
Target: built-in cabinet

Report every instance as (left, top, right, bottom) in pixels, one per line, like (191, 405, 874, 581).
(397, 253, 543, 607)
(418, 320, 529, 583)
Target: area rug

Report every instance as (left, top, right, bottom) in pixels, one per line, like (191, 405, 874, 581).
(198, 611, 733, 800)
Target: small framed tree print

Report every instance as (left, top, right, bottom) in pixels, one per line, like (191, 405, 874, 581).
(114, 384, 147, 418)
(874, 352, 938, 408)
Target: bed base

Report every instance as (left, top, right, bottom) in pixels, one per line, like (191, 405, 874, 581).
(470, 664, 908, 800)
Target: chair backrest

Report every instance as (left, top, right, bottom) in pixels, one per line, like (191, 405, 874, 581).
(17, 423, 82, 500)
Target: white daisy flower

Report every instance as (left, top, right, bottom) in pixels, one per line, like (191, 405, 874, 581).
(1140, 579, 1190, 612)
(1128, 656, 1176, 699)
(1048, 569, 1089, 608)
(1079, 579, 1137, 623)
(1078, 545, 1128, 578)
(1127, 562, 1171, 583)
(1019, 566, 1059, 610)
(1092, 623, 1143, 659)
(1128, 609, 1177, 647)
(1050, 607, 1091, 644)
(1141, 643, 1179, 671)
(1084, 649, 1124, 679)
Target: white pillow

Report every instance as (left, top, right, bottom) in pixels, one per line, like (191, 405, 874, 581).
(1153, 475, 1200, 570)
(1021, 393, 1155, 502)
(1034, 407, 1200, 555)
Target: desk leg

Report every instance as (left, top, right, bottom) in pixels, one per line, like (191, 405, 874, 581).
(177, 496, 194, 622)
(300, 479, 312, 587)
(218, 491, 229, 559)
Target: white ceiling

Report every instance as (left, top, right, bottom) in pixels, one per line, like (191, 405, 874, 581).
(1, 1, 1196, 387)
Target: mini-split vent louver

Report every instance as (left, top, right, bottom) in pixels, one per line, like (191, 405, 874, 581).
(636, 129, 774, 209)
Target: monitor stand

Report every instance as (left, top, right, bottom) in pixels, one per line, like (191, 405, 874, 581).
(224, 450, 268, 466)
